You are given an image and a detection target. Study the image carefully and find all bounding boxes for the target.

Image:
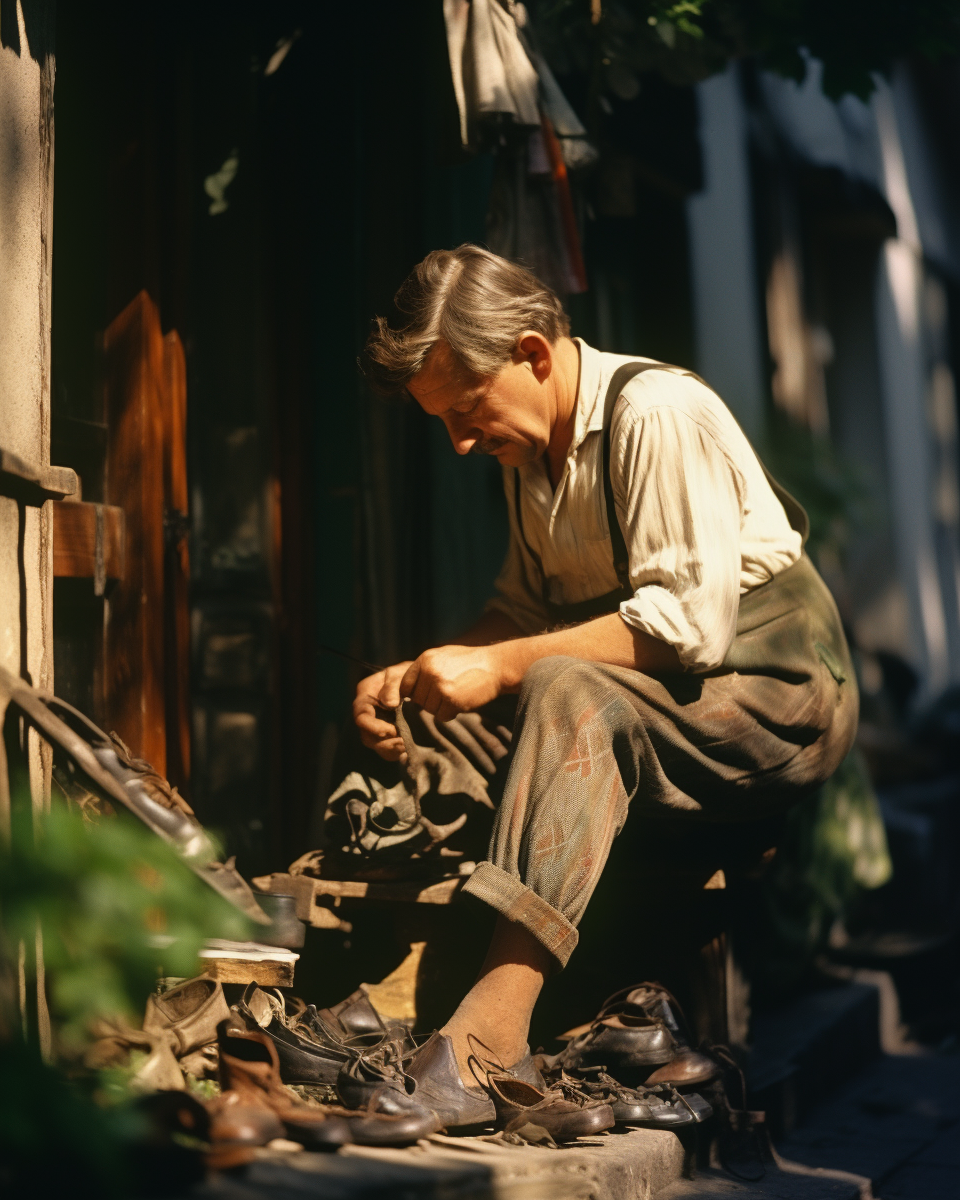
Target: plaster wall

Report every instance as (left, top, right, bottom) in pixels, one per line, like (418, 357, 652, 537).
(0, 0, 55, 751)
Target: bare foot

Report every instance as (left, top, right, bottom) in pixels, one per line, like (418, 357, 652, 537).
(440, 1010, 529, 1087)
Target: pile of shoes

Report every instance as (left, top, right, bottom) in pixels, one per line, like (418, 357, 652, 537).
(89, 975, 725, 1162)
(531, 981, 723, 1134)
(233, 985, 616, 1146)
(86, 975, 231, 1091)
(217, 979, 724, 1150)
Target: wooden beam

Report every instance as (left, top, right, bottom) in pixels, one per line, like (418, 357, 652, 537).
(0, 447, 77, 506)
(52, 502, 125, 582)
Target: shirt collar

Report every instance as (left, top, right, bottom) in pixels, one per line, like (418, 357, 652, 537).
(570, 338, 605, 454)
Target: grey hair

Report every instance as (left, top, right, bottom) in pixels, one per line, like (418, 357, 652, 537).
(363, 245, 570, 393)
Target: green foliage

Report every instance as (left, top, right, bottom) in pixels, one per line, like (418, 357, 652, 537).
(0, 798, 252, 1049)
(536, 0, 960, 99)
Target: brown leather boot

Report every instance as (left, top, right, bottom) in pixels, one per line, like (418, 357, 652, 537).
(207, 1011, 352, 1161)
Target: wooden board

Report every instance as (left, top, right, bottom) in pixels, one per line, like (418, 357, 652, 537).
(252, 872, 465, 927)
(161, 330, 191, 793)
(102, 291, 167, 773)
(201, 958, 296, 987)
(52, 502, 125, 581)
(199, 939, 298, 987)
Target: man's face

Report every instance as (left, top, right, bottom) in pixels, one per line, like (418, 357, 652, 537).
(407, 339, 552, 467)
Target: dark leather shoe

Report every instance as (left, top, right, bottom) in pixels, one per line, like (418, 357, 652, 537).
(237, 987, 350, 1086)
(337, 1038, 420, 1110)
(343, 1087, 442, 1144)
(404, 1032, 496, 1127)
(609, 983, 721, 1088)
(317, 987, 407, 1040)
(486, 1074, 614, 1142)
(576, 1071, 713, 1128)
(559, 1011, 676, 1077)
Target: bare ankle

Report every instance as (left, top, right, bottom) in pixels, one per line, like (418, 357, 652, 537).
(440, 1011, 528, 1085)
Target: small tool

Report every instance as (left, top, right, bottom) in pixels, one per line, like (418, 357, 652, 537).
(316, 642, 385, 675)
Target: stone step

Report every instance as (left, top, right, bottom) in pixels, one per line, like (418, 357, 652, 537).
(747, 983, 882, 1137)
(657, 1166, 860, 1199)
(199, 1126, 692, 1200)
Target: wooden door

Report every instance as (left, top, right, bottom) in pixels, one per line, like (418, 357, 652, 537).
(86, 290, 191, 782)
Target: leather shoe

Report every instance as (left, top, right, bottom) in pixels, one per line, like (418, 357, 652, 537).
(211, 1011, 352, 1151)
(237, 984, 374, 1087)
(404, 1031, 496, 1127)
(558, 1011, 676, 1079)
(143, 976, 230, 1058)
(575, 1071, 713, 1128)
(337, 1037, 419, 1110)
(402, 1032, 547, 1128)
(317, 987, 406, 1040)
(608, 983, 720, 1089)
(486, 1074, 614, 1142)
(344, 1086, 443, 1144)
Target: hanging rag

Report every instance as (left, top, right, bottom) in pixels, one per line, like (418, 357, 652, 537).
(443, 0, 597, 170)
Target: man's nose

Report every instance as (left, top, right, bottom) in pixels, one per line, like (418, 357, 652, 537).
(443, 413, 477, 456)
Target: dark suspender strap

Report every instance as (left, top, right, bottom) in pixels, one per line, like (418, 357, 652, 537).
(602, 362, 810, 555)
(601, 362, 666, 590)
(514, 359, 810, 616)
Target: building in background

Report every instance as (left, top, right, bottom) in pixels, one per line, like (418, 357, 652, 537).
(689, 58, 960, 707)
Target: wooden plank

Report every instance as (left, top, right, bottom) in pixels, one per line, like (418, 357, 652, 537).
(200, 959, 295, 987)
(199, 939, 298, 987)
(161, 330, 191, 792)
(52, 502, 125, 580)
(252, 871, 464, 908)
(0, 447, 77, 505)
(102, 291, 167, 773)
(312, 876, 464, 905)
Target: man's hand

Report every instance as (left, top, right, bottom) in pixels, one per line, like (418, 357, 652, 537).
(353, 662, 413, 761)
(353, 646, 506, 759)
(387, 645, 506, 724)
(352, 614, 680, 761)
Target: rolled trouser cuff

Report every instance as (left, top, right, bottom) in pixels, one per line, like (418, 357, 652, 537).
(461, 861, 579, 969)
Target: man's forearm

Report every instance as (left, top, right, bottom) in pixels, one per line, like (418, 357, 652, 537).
(455, 608, 527, 647)
(494, 612, 681, 690)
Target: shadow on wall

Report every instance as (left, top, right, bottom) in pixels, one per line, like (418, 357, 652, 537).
(0, 0, 52, 65)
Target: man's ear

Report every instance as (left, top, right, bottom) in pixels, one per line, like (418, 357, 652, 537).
(515, 332, 553, 382)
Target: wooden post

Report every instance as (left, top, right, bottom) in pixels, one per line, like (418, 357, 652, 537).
(162, 331, 191, 793)
(102, 291, 167, 773)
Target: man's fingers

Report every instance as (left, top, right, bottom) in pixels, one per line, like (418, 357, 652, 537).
(372, 736, 405, 762)
(355, 669, 386, 699)
(417, 682, 462, 723)
(357, 713, 398, 740)
(434, 698, 460, 724)
(383, 661, 419, 708)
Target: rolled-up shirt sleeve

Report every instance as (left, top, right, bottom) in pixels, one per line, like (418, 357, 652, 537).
(613, 403, 746, 672)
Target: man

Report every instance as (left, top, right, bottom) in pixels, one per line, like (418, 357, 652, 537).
(352, 244, 857, 1119)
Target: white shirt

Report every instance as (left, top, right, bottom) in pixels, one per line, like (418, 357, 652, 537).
(487, 340, 802, 672)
